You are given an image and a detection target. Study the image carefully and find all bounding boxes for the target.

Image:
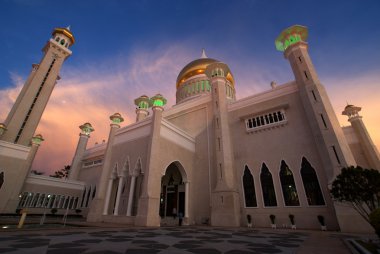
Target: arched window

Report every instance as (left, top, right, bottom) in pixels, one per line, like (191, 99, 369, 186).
(53, 195, 60, 208)
(60, 39, 65, 46)
(25, 193, 34, 207)
(32, 193, 40, 207)
(92, 186, 96, 199)
(300, 157, 325, 205)
(280, 160, 300, 206)
(85, 186, 91, 207)
(18, 192, 28, 208)
(243, 166, 257, 207)
(80, 187, 86, 207)
(37, 194, 45, 207)
(55, 37, 60, 42)
(59, 196, 65, 208)
(260, 163, 277, 206)
(49, 195, 56, 208)
(73, 197, 79, 209)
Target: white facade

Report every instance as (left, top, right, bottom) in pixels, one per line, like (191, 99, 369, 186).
(1, 25, 379, 233)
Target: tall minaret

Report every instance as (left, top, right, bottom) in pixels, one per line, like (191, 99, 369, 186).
(205, 62, 240, 227)
(1, 27, 74, 146)
(276, 25, 356, 181)
(342, 105, 380, 170)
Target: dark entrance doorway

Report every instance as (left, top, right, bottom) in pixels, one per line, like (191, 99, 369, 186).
(160, 162, 185, 218)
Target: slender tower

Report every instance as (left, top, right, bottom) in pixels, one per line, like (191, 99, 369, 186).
(205, 62, 240, 227)
(1, 27, 74, 146)
(342, 105, 380, 170)
(69, 123, 94, 180)
(276, 25, 356, 182)
(135, 94, 167, 227)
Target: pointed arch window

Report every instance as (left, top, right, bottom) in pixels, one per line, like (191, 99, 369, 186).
(243, 166, 257, 207)
(80, 187, 86, 207)
(85, 186, 91, 207)
(300, 157, 325, 205)
(260, 163, 277, 206)
(280, 160, 300, 206)
(92, 186, 96, 199)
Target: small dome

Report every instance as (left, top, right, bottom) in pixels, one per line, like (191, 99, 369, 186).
(176, 58, 235, 89)
(52, 27, 75, 45)
(176, 58, 218, 89)
(175, 51, 236, 104)
(344, 104, 354, 110)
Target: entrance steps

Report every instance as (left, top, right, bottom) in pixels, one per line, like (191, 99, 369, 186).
(160, 217, 179, 226)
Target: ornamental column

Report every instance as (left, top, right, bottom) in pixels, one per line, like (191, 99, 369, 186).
(135, 94, 166, 226)
(183, 181, 190, 225)
(134, 95, 150, 122)
(87, 113, 124, 222)
(126, 173, 137, 216)
(68, 123, 94, 180)
(342, 105, 380, 170)
(103, 177, 115, 215)
(113, 174, 125, 215)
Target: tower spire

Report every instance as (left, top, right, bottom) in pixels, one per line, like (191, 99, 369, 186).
(201, 48, 207, 58)
(1, 27, 74, 145)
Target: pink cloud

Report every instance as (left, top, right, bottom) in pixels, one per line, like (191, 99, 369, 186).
(31, 44, 193, 174)
(1, 47, 379, 175)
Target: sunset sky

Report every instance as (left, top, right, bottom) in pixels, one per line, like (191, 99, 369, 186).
(1, 0, 379, 175)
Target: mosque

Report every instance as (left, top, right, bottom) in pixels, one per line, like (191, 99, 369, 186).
(0, 25, 379, 233)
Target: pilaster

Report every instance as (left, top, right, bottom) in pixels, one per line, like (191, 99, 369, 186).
(205, 63, 240, 227)
(87, 113, 123, 222)
(135, 94, 166, 227)
(68, 122, 94, 180)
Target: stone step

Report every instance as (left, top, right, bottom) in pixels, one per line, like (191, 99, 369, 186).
(160, 217, 180, 226)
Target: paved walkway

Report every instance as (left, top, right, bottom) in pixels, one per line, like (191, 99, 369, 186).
(0, 225, 361, 254)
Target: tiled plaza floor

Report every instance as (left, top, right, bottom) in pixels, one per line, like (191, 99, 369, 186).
(0, 226, 354, 254)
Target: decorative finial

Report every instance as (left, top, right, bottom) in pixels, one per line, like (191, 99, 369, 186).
(110, 113, 124, 124)
(201, 48, 207, 59)
(150, 94, 167, 108)
(66, 25, 71, 31)
(31, 134, 44, 145)
(79, 122, 94, 136)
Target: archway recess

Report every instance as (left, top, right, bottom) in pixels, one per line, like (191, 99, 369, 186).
(160, 161, 188, 219)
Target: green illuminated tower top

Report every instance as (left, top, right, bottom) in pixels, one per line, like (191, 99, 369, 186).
(134, 95, 150, 110)
(275, 25, 308, 52)
(150, 94, 167, 108)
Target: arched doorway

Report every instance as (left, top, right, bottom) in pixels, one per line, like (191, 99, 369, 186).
(160, 162, 187, 218)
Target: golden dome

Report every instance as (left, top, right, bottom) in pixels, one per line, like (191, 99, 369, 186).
(176, 58, 235, 89)
(52, 27, 75, 45)
(176, 58, 217, 88)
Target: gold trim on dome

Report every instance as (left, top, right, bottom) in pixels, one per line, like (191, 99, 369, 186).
(52, 28, 75, 45)
(177, 69, 206, 88)
(176, 58, 235, 89)
(226, 72, 234, 85)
